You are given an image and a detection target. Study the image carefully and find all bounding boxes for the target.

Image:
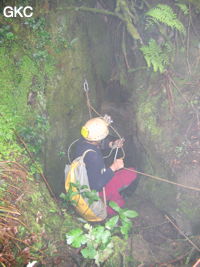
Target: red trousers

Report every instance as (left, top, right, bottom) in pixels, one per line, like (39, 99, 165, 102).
(99, 168, 137, 215)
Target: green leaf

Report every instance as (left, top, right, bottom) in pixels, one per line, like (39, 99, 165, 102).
(146, 4, 186, 34)
(70, 192, 79, 197)
(122, 209, 138, 218)
(109, 201, 121, 212)
(140, 39, 169, 73)
(84, 223, 91, 230)
(175, 3, 189, 15)
(105, 215, 119, 230)
(49, 209, 57, 213)
(119, 213, 131, 223)
(59, 193, 66, 199)
(6, 32, 15, 40)
(80, 185, 89, 190)
(120, 221, 132, 239)
(66, 228, 86, 248)
(81, 247, 97, 259)
(70, 182, 80, 187)
(101, 230, 111, 244)
(91, 225, 105, 241)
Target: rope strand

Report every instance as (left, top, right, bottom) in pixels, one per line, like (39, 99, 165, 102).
(67, 138, 79, 163)
(83, 79, 92, 119)
(124, 167, 200, 192)
(86, 99, 126, 158)
(83, 80, 200, 193)
(165, 215, 200, 252)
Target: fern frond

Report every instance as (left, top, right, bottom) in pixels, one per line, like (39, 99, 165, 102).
(163, 42, 173, 54)
(175, 3, 189, 15)
(140, 39, 169, 73)
(146, 4, 186, 34)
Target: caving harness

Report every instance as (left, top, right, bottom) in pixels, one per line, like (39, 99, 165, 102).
(64, 80, 125, 221)
(67, 80, 125, 163)
(64, 80, 200, 222)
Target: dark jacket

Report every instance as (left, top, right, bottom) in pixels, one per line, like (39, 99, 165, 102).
(75, 137, 114, 192)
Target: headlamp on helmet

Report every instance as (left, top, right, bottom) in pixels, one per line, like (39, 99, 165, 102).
(81, 116, 111, 141)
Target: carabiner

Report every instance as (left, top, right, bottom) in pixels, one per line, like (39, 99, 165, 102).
(83, 79, 89, 92)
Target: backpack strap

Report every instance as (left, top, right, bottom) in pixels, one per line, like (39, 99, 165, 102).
(81, 149, 95, 159)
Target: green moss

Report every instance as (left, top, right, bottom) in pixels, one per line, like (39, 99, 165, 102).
(0, 45, 52, 119)
(104, 236, 127, 267)
(137, 101, 162, 137)
(0, 9, 90, 266)
(0, 47, 15, 103)
(43, 11, 98, 194)
(20, 179, 79, 249)
(0, 16, 58, 160)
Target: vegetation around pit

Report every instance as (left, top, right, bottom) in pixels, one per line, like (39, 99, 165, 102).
(1, 0, 200, 266)
(0, 4, 82, 266)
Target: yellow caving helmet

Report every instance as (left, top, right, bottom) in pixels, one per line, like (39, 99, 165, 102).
(81, 117, 109, 141)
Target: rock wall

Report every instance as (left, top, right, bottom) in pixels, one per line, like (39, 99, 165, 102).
(43, 1, 200, 234)
(1, 0, 199, 264)
(131, 39, 200, 235)
(43, 8, 114, 194)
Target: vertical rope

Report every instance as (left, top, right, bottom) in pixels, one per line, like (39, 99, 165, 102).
(86, 91, 92, 119)
(114, 146, 119, 161)
(103, 187, 107, 208)
(83, 79, 127, 210)
(83, 79, 92, 119)
(81, 80, 200, 195)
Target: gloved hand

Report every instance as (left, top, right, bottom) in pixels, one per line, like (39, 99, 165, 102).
(109, 138, 125, 149)
(110, 158, 124, 172)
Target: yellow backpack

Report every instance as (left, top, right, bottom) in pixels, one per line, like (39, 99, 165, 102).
(64, 150, 107, 222)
